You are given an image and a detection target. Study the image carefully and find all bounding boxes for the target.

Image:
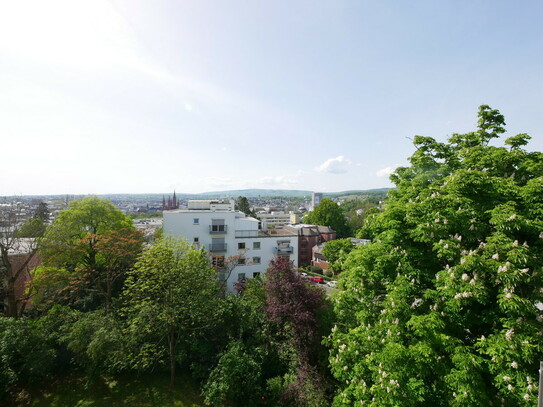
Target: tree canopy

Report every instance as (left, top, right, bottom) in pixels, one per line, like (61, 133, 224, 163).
(322, 238, 355, 272)
(122, 238, 220, 388)
(235, 196, 255, 217)
(305, 199, 350, 238)
(34, 197, 143, 312)
(327, 106, 543, 406)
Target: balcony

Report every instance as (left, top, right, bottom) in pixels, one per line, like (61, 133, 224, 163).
(235, 230, 260, 238)
(209, 225, 228, 234)
(209, 243, 227, 252)
(275, 246, 294, 255)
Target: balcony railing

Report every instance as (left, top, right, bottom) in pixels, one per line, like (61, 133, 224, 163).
(275, 246, 294, 254)
(209, 225, 228, 233)
(235, 230, 260, 238)
(209, 243, 227, 252)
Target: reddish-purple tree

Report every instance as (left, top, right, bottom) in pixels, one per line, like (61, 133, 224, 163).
(264, 256, 326, 350)
(264, 256, 331, 406)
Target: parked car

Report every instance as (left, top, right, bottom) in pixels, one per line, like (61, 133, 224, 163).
(326, 280, 337, 288)
(300, 272, 307, 276)
(309, 276, 324, 284)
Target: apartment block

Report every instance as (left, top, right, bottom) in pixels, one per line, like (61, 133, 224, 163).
(163, 200, 298, 291)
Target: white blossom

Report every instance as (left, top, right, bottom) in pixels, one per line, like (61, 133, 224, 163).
(492, 253, 499, 260)
(462, 273, 469, 281)
(503, 376, 512, 382)
(505, 329, 514, 341)
(511, 361, 518, 369)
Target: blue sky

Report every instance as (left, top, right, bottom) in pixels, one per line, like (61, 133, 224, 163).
(1, 0, 542, 195)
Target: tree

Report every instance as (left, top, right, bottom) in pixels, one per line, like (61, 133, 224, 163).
(264, 256, 332, 406)
(305, 199, 349, 238)
(34, 197, 143, 312)
(122, 238, 220, 388)
(0, 203, 39, 317)
(35, 202, 50, 221)
(16, 201, 49, 238)
(0, 317, 57, 402)
(322, 238, 355, 272)
(327, 106, 543, 406)
(235, 196, 255, 217)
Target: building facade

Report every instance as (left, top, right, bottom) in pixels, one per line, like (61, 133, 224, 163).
(163, 200, 298, 291)
(283, 224, 336, 267)
(256, 211, 299, 229)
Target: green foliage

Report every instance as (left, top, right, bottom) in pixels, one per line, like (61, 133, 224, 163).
(16, 217, 47, 238)
(203, 340, 264, 406)
(235, 196, 255, 217)
(60, 310, 128, 377)
(309, 265, 323, 275)
(305, 199, 350, 238)
(322, 238, 355, 272)
(342, 196, 384, 234)
(328, 106, 543, 406)
(0, 318, 57, 401)
(35, 197, 144, 311)
(122, 239, 220, 386)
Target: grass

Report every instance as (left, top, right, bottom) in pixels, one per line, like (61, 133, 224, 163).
(21, 372, 204, 407)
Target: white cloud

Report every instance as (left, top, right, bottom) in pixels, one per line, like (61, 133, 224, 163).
(204, 177, 234, 189)
(315, 156, 351, 174)
(184, 102, 193, 112)
(257, 176, 299, 187)
(376, 166, 395, 177)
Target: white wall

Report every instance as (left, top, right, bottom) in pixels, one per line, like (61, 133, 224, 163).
(163, 209, 298, 292)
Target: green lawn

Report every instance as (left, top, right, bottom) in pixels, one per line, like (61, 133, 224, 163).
(23, 373, 204, 407)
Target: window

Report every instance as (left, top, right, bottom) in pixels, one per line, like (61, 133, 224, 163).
(253, 272, 261, 278)
(253, 241, 261, 250)
(211, 219, 226, 232)
(212, 256, 225, 268)
(194, 237, 199, 243)
(252, 257, 261, 264)
(237, 257, 246, 265)
(193, 218, 199, 224)
(238, 242, 246, 250)
(237, 273, 246, 280)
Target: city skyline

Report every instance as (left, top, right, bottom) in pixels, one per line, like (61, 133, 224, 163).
(1, 1, 542, 195)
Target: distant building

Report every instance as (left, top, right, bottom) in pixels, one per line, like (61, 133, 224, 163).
(162, 191, 179, 210)
(283, 224, 336, 267)
(0, 238, 40, 315)
(311, 192, 323, 210)
(257, 211, 299, 229)
(163, 200, 298, 291)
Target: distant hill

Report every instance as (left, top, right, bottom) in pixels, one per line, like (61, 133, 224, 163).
(162, 188, 392, 199)
(3, 188, 392, 201)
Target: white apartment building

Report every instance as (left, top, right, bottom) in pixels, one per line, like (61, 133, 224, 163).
(163, 200, 298, 291)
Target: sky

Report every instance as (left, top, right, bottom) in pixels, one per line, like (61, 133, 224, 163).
(1, 0, 542, 195)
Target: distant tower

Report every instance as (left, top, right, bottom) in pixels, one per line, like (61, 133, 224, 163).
(312, 192, 323, 210)
(163, 191, 180, 210)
